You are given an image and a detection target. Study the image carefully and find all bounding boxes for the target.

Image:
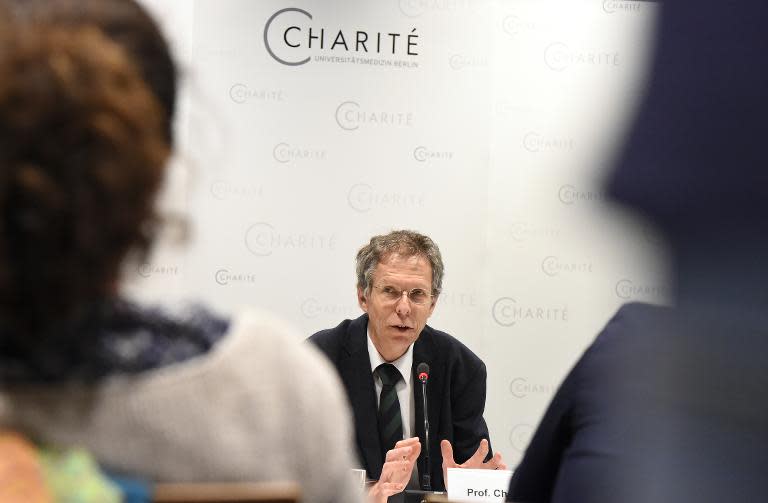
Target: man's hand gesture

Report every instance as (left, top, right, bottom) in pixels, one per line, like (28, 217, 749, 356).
(368, 437, 421, 503)
(440, 438, 506, 488)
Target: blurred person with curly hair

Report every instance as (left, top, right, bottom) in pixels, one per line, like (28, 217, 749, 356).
(0, 1, 415, 501)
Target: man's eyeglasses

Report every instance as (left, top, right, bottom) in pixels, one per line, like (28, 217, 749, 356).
(372, 285, 434, 306)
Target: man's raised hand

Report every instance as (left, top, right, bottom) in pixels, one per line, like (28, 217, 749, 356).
(368, 437, 421, 503)
(440, 438, 506, 487)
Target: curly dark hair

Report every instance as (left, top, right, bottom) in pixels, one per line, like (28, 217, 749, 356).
(0, 22, 170, 361)
(1, 0, 177, 144)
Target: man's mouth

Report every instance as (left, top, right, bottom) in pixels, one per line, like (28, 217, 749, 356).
(391, 324, 412, 332)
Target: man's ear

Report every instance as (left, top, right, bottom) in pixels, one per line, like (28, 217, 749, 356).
(357, 287, 369, 312)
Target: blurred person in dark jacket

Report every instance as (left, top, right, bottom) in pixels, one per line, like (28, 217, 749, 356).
(508, 2, 768, 502)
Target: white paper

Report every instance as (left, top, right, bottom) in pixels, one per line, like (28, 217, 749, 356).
(446, 468, 513, 502)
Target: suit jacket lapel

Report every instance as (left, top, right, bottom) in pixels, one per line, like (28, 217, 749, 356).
(338, 314, 383, 478)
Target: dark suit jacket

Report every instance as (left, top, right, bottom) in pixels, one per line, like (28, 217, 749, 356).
(508, 303, 768, 503)
(510, 2, 768, 502)
(308, 314, 491, 492)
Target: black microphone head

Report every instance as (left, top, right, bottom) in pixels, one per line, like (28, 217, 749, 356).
(417, 362, 429, 383)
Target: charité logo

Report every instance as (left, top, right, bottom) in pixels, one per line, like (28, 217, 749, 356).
(264, 7, 420, 68)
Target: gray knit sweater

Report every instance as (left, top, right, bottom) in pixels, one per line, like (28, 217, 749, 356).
(0, 308, 362, 503)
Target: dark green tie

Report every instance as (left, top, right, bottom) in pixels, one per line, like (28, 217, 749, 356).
(376, 363, 404, 457)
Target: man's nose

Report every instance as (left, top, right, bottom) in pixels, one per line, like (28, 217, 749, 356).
(395, 291, 411, 316)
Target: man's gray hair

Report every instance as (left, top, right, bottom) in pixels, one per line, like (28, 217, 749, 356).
(356, 230, 444, 297)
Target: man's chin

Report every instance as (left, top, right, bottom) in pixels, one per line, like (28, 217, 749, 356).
(380, 332, 417, 359)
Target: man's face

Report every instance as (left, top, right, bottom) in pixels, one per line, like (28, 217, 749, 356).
(358, 253, 437, 362)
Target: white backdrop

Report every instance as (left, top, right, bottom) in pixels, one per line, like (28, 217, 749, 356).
(128, 0, 667, 466)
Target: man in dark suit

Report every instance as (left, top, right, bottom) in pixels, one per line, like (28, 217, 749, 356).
(309, 230, 505, 493)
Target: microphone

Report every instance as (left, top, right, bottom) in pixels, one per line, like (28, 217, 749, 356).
(417, 362, 431, 491)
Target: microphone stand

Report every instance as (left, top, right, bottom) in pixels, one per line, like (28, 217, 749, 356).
(420, 376, 431, 491)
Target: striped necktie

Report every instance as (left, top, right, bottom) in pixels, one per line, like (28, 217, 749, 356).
(376, 363, 404, 457)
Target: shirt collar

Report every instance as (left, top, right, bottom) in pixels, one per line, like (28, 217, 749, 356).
(366, 324, 413, 386)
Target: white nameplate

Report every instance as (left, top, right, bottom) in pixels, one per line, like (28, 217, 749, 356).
(446, 468, 513, 502)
